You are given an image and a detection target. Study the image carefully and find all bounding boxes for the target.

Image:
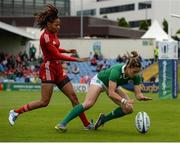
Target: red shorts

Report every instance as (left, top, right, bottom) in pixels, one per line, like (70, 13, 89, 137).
(39, 61, 68, 85)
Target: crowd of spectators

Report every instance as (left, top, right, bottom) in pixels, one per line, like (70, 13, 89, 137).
(89, 51, 111, 72)
(76, 51, 136, 84)
(116, 54, 128, 63)
(0, 50, 154, 84)
(0, 51, 42, 83)
(79, 75, 91, 84)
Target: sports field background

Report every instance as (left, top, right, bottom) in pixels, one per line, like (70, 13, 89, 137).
(0, 91, 180, 142)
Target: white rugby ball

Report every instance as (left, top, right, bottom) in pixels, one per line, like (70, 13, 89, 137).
(135, 111, 150, 134)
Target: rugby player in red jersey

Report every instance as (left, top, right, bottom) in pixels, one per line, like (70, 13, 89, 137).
(8, 4, 94, 130)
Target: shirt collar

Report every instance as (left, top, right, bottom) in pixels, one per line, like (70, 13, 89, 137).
(122, 64, 126, 74)
(122, 64, 128, 79)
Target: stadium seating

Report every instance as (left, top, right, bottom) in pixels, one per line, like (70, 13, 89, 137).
(68, 59, 154, 83)
(0, 51, 154, 83)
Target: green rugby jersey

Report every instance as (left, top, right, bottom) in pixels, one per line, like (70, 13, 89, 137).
(97, 63, 142, 87)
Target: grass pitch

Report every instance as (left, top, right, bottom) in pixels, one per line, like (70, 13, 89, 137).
(0, 91, 180, 142)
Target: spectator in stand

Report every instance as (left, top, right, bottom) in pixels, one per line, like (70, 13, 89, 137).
(90, 57, 97, 66)
(89, 52, 93, 60)
(96, 63, 104, 72)
(29, 44, 37, 61)
(150, 75, 156, 83)
(122, 54, 128, 63)
(0, 62, 4, 72)
(154, 47, 159, 62)
(102, 59, 111, 70)
(79, 75, 91, 84)
(71, 64, 80, 74)
(24, 75, 30, 83)
(84, 75, 91, 84)
(15, 54, 21, 67)
(94, 52, 99, 60)
(96, 59, 106, 72)
(21, 51, 29, 61)
(79, 76, 86, 84)
(116, 54, 123, 63)
(2, 55, 8, 71)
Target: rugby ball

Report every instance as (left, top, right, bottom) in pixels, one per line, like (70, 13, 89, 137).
(135, 111, 150, 134)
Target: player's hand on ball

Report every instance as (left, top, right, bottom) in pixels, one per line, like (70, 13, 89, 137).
(78, 57, 89, 62)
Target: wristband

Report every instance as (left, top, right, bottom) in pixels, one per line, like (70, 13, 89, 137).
(121, 98, 127, 104)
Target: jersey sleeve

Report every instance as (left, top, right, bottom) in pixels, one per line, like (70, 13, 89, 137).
(133, 75, 142, 85)
(109, 69, 120, 83)
(58, 48, 67, 53)
(47, 43, 77, 61)
(41, 33, 77, 61)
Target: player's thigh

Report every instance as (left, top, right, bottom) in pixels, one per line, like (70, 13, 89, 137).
(83, 85, 102, 108)
(60, 81, 80, 103)
(60, 81, 75, 96)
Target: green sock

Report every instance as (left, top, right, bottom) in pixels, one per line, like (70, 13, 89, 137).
(60, 104, 84, 126)
(102, 107, 126, 124)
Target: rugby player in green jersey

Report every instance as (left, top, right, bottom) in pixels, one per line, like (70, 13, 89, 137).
(55, 51, 152, 132)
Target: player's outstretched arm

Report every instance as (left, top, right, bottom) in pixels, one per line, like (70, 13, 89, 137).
(77, 57, 89, 62)
(68, 49, 77, 53)
(58, 48, 77, 53)
(136, 94, 152, 101)
(134, 85, 152, 101)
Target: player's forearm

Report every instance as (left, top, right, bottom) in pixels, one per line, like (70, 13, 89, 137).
(47, 44, 78, 61)
(58, 48, 69, 53)
(55, 53, 78, 61)
(134, 86, 143, 100)
(108, 91, 124, 105)
(116, 88, 129, 99)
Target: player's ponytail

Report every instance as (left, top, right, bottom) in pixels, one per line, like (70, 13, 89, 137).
(126, 51, 142, 69)
(36, 4, 59, 30)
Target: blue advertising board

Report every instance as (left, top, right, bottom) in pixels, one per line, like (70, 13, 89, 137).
(158, 59, 178, 99)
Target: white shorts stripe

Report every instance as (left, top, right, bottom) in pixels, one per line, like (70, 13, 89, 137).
(45, 61, 51, 80)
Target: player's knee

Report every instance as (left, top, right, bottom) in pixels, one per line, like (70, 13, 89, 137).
(40, 100, 49, 107)
(83, 100, 94, 110)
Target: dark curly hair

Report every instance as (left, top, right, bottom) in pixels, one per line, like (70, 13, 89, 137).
(36, 4, 59, 30)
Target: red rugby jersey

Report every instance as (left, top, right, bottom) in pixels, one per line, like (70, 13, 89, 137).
(40, 30, 77, 62)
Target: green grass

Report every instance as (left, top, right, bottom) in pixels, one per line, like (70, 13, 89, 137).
(0, 91, 180, 142)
